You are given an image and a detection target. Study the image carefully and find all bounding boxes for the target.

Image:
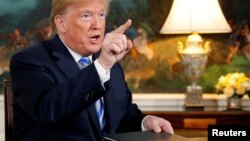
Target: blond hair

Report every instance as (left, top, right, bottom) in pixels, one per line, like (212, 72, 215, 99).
(49, 0, 111, 37)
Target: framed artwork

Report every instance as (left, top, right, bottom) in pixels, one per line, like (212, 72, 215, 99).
(0, 0, 250, 94)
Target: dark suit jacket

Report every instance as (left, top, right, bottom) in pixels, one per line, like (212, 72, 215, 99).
(10, 35, 144, 141)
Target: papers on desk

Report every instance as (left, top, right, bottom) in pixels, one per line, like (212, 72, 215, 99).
(104, 131, 193, 141)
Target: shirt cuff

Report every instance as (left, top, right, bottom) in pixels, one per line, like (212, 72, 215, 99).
(94, 60, 110, 86)
(141, 115, 150, 131)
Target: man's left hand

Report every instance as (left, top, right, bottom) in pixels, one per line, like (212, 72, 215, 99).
(143, 115, 174, 134)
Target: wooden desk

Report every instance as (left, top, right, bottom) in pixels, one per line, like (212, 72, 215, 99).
(174, 129, 207, 138)
(144, 109, 250, 129)
(104, 131, 207, 141)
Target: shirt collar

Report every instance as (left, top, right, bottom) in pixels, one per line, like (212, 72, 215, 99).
(58, 35, 92, 63)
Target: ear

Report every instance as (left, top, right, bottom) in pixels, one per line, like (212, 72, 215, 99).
(54, 15, 66, 33)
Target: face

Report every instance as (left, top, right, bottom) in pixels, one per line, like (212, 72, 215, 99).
(56, 0, 107, 56)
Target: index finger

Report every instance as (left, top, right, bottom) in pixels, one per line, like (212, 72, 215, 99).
(112, 19, 132, 34)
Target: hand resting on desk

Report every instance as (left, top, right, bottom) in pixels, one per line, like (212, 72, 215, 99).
(143, 115, 174, 134)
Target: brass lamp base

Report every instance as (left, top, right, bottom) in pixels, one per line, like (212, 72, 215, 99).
(185, 85, 204, 111)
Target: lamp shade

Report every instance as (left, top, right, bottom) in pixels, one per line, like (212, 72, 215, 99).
(160, 0, 232, 34)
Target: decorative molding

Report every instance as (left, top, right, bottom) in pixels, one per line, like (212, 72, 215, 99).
(1, 94, 249, 111)
(0, 94, 249, 111)
(132, 93, 250, 111)
(0, 95, 4, 140)
(0, 95, 3, 108)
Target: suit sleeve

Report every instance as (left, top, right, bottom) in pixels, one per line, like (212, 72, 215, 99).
(110, 63, 145, 132)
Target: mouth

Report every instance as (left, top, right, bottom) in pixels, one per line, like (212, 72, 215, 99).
(90, 35, 101, 42)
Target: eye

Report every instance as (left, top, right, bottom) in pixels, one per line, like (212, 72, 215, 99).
(80, 13, 92, 21)
(99, 11, 106, 20)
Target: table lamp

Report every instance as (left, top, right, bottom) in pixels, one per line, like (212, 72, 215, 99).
(159, 0, 231, 109)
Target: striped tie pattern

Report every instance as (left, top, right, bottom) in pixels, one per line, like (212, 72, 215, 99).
(78, 57, 106, 132)
(78, 57, 91, 69)
(95, 98, 106, 132)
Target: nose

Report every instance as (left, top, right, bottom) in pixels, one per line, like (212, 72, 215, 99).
(92, 15, 102, 30)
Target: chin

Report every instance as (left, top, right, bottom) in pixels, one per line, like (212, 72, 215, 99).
(89, 45, 101, 54)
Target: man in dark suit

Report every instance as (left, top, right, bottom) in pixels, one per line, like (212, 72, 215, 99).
(10, 0, 174, 140)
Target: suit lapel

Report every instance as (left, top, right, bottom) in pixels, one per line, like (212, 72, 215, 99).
(49, 35, 103, 133)
(88, 104, 102, 134)
(56, 57, 79, 78)
(50, 35, 80, 78)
